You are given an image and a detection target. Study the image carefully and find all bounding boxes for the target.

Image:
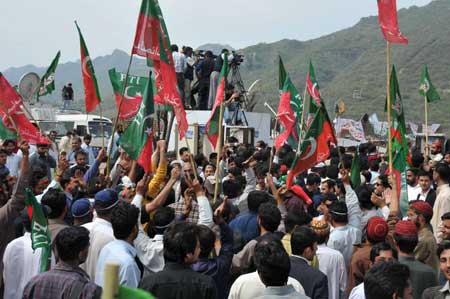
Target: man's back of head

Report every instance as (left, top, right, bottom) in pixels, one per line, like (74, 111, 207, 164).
(254, 240, 290, 287)
(111, 202, 139, 241)
(247, 190, 270, 213)
(41, 188, 67, 219)
(163, 222, 200, 265)
(364, 262, 411, 299)
(258, 202, 281, 233)
(54, 226, 90, 264)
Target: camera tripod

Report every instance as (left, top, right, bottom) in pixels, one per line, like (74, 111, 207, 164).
(229, 63, 249, 126)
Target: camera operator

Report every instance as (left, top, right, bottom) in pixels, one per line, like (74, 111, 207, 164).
(195, 50, 214, 110)
(183, 46, 196, 109)
(224, 83, 242, 125)
(208, 49, 229, 109)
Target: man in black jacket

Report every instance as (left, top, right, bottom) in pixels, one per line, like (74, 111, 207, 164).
(416, 170, 436, 207)
(289, 226, 328, 299)
(139, 222, 217, 299)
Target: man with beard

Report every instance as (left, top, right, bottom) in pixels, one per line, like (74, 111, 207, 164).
(429, 141, 444, 163)
(406, 168, 421, 203)
(407, 201, 439, 272)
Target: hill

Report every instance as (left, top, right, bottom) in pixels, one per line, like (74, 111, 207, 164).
(3, 0, 450, 133)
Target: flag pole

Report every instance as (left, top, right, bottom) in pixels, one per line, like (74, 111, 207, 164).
(102, 263, 119, 299)
(386, 41, 393, 174)
(213, 103, 225, 203)
(268, 117, 279, 174)
(106, 54, 134, 176)
(424, 95, 429, 157)
(99, 103, 105, 149)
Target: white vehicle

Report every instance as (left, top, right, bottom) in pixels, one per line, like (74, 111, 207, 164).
(29, 107, 113, 150)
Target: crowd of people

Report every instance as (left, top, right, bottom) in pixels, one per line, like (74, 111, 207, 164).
(2, 129, 450, 299)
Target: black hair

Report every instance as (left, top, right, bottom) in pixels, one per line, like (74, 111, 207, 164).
(171, 44, 179, 52)
(227, 166, 242, 177)
(111, 202, 139, 240)
(0, 149, 8, 156)
(329, 201, 348, 224)
(164, 222, 198, 264)
(209, 152, 217, 160)
(179, 147, 189, 156)
(291, 226, 317, 256)
(258, 202, 281, 232)
(393, 233, 418, 254)
(442, 212, 450, 221)
(41, 188, 67, 219)
(364, 262, 410, 299)
(147, 206, 175, 237)
(197, 225, 216, 259)
(284, 211, 312, 233)
(74, 150, 87, 159)
(83, 134, 92, 140)
(54, 226, 90, 261)
(222, 179, 241, 198)
(2, 139, 16, 147)
(322, 179, 336, 190)
(361, 170, 372, 185)
(370, 242, 397, 263)
(254, 240, 290, 287)
(437, 241, 450, 258)
(377, 174, 391, 188)
(435, 163, 450, 182)
(326, 165, 339, 180)
(248, 190, 270, 213)
(411, 151, 424, 168)
(406, 167, 419, 177)
(417, 170, 432, 180)
(357, 184, 376, 210)
(369, 160, 380, 172)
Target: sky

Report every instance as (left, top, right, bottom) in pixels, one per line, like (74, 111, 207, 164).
(0, 0, 432, 70)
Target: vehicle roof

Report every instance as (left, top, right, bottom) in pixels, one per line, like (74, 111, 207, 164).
(55, 113, 112, 123)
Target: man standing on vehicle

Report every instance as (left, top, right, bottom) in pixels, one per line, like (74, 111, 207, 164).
(61, 83, 74, 111)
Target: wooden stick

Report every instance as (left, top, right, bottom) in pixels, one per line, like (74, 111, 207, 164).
(424, 95, 429, 157)
(386, 41, 393, 174)
(101, 263, 119, 299)
(268, 117, 279, 174)
(213, 102, 225, 203)
(99, 103, 105, 149)
(184, 135, 198, 181)
(106, 54, 134, 176)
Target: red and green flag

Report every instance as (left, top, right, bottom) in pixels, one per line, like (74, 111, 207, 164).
(377, 0, 408, 44)
(37, 51, 60, 100)
(108, 68, 158, 120)
(386, 65, 408, 196)
(275, 56, 303, 150)
(0, 118, 17, 140)
(75, 22, 101, 113)
(419, 65, 440, 102)
(25, 188, 51, 273)
(132, 0, 188, 139)
(119, 71, 155, 173)
(306, 61, 322, 109)
(0, 73, 49, 144)
(206, 55, 228, 149)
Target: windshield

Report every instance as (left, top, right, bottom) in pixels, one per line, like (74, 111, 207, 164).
(88, 121, 112, 138)
(39, 121, 74, 136)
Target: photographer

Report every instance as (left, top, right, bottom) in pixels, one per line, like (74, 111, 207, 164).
(61, 82, 73, 111)
(195, 50, 214, 110)
(224, 83, 242, 125)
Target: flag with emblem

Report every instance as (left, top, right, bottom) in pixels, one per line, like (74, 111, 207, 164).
(132, 0, 188, 139)
(206, 55, 228, 149)
(119, 71, 154, 173)
(25, 188, 51, 273)
(0, 73, 50, 144)
(386, 65, 407, 195)
(108, 68, 157, 120)
(419, 65, 440, 102)
(37, 51, 60, 100)
(275, 56, 303, 150)
(0, 118, 17, 139)
(306, 61, 322, 111)
(75, 22, 101, 113)
(377, 0, 408, 44)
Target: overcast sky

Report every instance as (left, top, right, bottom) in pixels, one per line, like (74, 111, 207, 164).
(0, 0, 432, 70)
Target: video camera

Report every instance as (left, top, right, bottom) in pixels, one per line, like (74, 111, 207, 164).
(230, 51, 244, 66)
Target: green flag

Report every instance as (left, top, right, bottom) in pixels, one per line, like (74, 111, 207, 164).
(119, 286, 155, 299)
(350, 152, 361, 188)
(25, 188, 51, 273)
(278, 56, 287, 91)
(119, 71, 154, 173)
(419, 65, 440, 102)
(37, 51, 60, 100)
(0, 118, 17, 139)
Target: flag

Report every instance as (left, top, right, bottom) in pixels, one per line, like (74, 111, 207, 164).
(25, 188, 51, 273)
(37, 51, 61, 99)
(306, 61, 322, 109)
(119, 72, 154, 173)
(350, 152, 361, 188)
(132, 0, 188, 139)
(75, 22, 101, 113)
(419, 65, 440, 102)
(119, 286, 155, 299)
(206, 55, 228, 149)
(0, 118, 17, 140)
(377, 0, 408, 44)
(108, 68, 158, 120)
(278, 56, 287, 91)
(275, 56, 303, 150)
(386, 65, 408, 196)
(0, 73, 50, 144)
(286, 107, 336, 188)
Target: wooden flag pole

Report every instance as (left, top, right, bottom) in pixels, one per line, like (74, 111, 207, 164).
(213, 102, 225, 203)
(106, 54, 134, 176)
(268, 117, 279, 174)
(102, 263, 119, 299)
(424, 95, 429, 157)
(386, 41, 393, 174)
(99, 103, 105, 149)
(184, 135, 198, 181)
